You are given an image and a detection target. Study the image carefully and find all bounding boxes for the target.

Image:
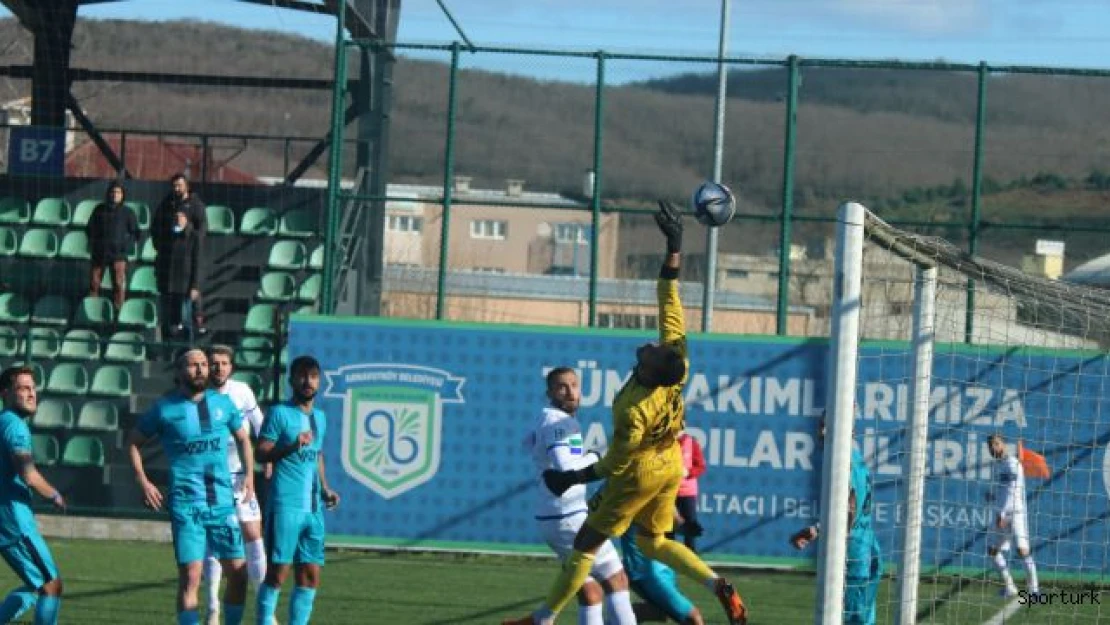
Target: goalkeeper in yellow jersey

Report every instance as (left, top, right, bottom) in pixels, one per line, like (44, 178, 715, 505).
(504, 201, 748, 625)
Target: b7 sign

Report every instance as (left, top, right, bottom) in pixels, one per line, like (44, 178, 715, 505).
(8, 126, 64, 176)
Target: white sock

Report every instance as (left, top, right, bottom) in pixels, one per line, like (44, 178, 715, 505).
(577, 603, 603, 625)
(604, 590, 637, 625)
(202, 553, 222, 611)
(1022, 556, 1039, 593)
(993, 552, 1015, 589)
(246, 539, 267, 590)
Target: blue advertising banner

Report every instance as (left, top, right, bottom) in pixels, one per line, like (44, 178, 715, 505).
(288, 315, 1110, 577)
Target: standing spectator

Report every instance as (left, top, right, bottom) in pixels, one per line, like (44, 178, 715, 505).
(155, 210, 201, 344)
(153, 173, 208, 335)
(86, 180, 139, 313)
(676, 432, 706, 552)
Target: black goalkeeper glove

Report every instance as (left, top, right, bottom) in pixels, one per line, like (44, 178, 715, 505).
(654, 200, 684, 254)
(543, 465, 601, 497)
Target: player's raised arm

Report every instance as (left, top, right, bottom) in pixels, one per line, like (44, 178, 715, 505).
(654, 201, 687, 357)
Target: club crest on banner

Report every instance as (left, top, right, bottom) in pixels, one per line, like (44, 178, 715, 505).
(324, 364, 465, 499)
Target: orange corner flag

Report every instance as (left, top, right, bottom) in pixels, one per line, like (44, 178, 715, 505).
(1018, 440, 1051, 479)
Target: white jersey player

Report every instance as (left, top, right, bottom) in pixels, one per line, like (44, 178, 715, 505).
(986, 434, 1039, 598)
(204, 345, 271, 625)
(525, 367, 637, 625)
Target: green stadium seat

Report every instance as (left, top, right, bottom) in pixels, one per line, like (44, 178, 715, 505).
(0, 327, 17, 358)
(128, 266, 159, 296)
(46, 363, 89, 395)
(10, 362, 44, 390)
(296, 274, 322, 303)
(90, 364, 132, 397)
(60, 329, 102, 361)
(206, 205, 236, 235)
(30, 198, 71, 227)
(267, 240, 306, 271)
(22, 327, 61, 359)
(0, 198, 29, 225)
(74, 296, 114, 327)
(230, 371, 263, 397)
(33, 398, 74, 429)
(17, 228, 59, 259)
(59, 231, 91, 260)
(308, 245, 324, 270)
(31, 434, 59, 467)
(117, 299, 157, 329)
(61, 435, 104, 467)
(31, 295, 70, 326)
(278, 209, 317, 238)
(244, 304, 278, 335)
(240, 207, 278, 236)
(257, 272, 296, 302)
(280, 345, 288, 367)
(76, 400, 119, 432)
(293, 304, 316, 315)
(104, 331, 145, 363)
(0, 293, 31, 324)
(125, 201, 151, 230)
(0, 227, 16, 257)
(139, 237, 157, 263)
(72, 199, 99, 227)
(235, 337, 274, 370)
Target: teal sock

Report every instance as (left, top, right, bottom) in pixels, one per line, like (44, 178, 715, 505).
(223, 602, 244, 625)
(33, 594, 59, 625)
(289, 586, 317, 625)
(0, 587, 36, 621)
(256, 584, 280, 625)
(176, 609, 199, 625)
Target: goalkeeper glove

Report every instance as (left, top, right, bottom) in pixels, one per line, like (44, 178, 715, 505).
(654, 200, 684, 254)
(543, 465, 601, 497)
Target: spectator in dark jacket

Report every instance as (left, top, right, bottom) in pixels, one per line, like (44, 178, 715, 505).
(152, 173, 208, 334)
(155, 210, 201, 343)
(86, 180, 140, 312)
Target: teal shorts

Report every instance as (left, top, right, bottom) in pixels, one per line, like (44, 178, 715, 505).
(0, 531, 58, 590)
(171, 505, 244, 565)
(265, 509, 325, 566)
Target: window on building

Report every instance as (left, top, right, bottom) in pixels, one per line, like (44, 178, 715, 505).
(472, 267, 506, 274)
(387, 215, 424, 233)
(470, 219, 508, 240)
(554, 223, 589, 243)
(725, 269, 750, 279)
(598, 313, 659, 330)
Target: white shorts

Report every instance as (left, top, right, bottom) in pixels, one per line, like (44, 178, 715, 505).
(232, 473, 261, 524)
(989, 512, 1029, 553)
(538, 510, 623, 582)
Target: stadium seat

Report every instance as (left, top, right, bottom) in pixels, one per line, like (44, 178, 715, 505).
(0, 226, 17, 257)
(257, 272, 296, 302)
(31, 295, 71, 327)
(90, 364, 132, 397)
(46, 363, 89, 395)
(76, 400, 119, 432)
(0, 293, 31, 324)
(267, 240, 306, 271)
(0, 327, 17, 358)
(59, 231, 91, 260)
(240, 207, 278, 236)
(293, 304, 316, 315)
(206, 205, 236, 235)
(17, 228, 59, 259)
(104, 331, 145, 363)
(128, 266, 159, 296)
(117, 299, 157, 330)
(30, 198, 71, 227)
(139, 237, 157, 263)
(279, 345, 288, 367)
(308, 245, 324, 270)
(125, 201, 151, 230)
(230, 371, 263, 397)
(31, 434, 59, 467)
(22, 327, 61, 359)
(61, 435, 104, 468)
(60, 329, 102, 361)
(33, 398, 74, 430)
(73, 296, 115, 328)
(278, 209, 317, 238)
(244, 304, 278, 335)
(235, 337, 274, 370)
(296, 274, 322, 303)
(0, 198, 29, 225)
(72, 199, 99, 228)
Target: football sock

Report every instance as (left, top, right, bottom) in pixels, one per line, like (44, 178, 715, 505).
(993, 552, 1015, 588)
(578, 602, 603, 625)
(203, 553, 223, 612)
(223, 602, 244, 625)
(1022, 556, 1039, 593)
(256, 584, 280, 625)
(605, 590, 637, 625)
(544, 550, 596, 614)
(635, 533, 716, 585)
(0, 587, 37, 621)
(32, 595, 59, 625)
(289, 586, 317, 625)
(177, 609, 200, 625)
(245, 540, 266, 591)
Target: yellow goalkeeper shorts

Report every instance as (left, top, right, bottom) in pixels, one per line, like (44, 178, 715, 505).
(586, 444, 684, 537)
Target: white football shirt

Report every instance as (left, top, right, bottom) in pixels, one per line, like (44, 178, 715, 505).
(524, 406, 597, 520)
(215, 378, 264, 475)
(992, 454, 1026, 518)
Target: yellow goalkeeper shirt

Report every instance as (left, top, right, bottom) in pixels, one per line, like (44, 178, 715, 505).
(594, 276, 688, 478)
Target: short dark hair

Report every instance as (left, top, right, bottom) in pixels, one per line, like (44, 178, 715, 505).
(545, 366, 576, 390)
(170, 173, 188, 185)
(207, 344, 234, 360)
(988, 433, 1005, 446)
(654, 346, 686, 387)
(105, 180, 125, 198)
(289, 355, 321, 378)
(0, 366, 34, 394)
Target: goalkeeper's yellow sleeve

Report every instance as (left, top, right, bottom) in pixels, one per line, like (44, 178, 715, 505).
(658, 276, 688, 362)
(593, 404, 646, 478)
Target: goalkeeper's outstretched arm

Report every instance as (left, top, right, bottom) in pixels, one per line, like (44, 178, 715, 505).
(654, 200, 687, 360)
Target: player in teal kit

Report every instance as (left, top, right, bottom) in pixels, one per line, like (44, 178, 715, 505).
(127, 349, 256, 625)
(0, 366, 66, 625)
(255, 356, 340, 625)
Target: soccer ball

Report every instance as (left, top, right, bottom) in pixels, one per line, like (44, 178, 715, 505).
(692, 181, 736, 227)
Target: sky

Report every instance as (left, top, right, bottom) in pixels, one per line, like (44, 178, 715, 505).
(8, 0, 1110, 82)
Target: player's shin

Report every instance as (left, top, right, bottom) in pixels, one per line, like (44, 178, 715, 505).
(578, 602, 603, 625)
(1022, 556, 1039, 593)
(289, 586, 317, 625)
(544, 550, 596, 614)
(177, 609, 201, 625)
(32, 595, 59, 625)
(0, 587, 37, 621)
(222, 602, 244, 625)
(634, 533, 716, 585)
(605, 590, 637, 625)
(245, 540, 266, 590)
(203, 554, 222, 612)
(255, 584, 280, 625)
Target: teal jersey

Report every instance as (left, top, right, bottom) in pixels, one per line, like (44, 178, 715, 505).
(849, 448, 873, 536)
(0, 411, 37, 545)
(137, 390, 244, 510)
(260, 402, 327, 512)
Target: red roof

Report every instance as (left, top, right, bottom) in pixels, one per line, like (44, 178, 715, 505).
(65, 135, 259, 184)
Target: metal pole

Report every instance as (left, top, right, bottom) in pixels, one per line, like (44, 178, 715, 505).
(701, 0, 730, 333)
(588, 51, 605, 327)
(320, 4, 347, 315)
(776, 55, 800, 335)
(965, 62, 988, 344)
(435, 42, 461, 320)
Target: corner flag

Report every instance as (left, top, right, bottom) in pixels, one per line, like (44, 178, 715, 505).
(1017, 440, 1051, 479)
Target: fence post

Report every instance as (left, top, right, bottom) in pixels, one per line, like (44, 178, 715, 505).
(588, 51, 605, 327)
(776, 55, 800, 335)
(436, 42, 461, 321)
(965, 61, 988, 344)
(320, 4, 348, 315)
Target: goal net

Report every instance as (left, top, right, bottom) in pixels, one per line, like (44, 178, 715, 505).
(820, 202, 1110, 625)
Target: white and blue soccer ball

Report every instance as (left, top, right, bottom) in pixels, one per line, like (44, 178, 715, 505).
(692, 180, 736, 227)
